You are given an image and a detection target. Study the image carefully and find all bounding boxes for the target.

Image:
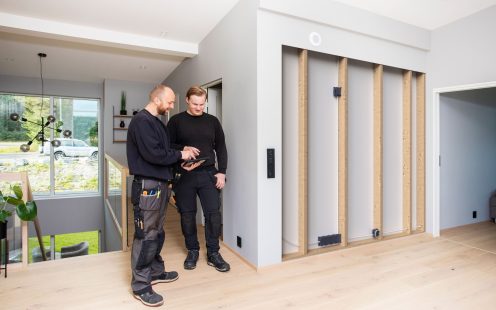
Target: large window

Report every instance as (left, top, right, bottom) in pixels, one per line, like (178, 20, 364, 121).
(0, 93, 100, 195)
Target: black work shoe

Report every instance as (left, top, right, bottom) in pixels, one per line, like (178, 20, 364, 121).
(133, 290, 164, 307)
(151, 271, 179, 285)
(184, 250, 199, 270)
(207, 252, 230, 272)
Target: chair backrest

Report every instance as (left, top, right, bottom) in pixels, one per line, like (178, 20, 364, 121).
(60, 241, 89, 259)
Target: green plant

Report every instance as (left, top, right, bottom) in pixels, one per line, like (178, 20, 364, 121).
(0, 184, 37, 223)
(120, 91, 127, 111)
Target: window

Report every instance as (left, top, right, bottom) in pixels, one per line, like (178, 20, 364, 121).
(0, 93, 100, 196)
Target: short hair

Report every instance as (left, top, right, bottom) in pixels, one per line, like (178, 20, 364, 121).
(149, 84, 171, 101)
(186, 86, 207, 100)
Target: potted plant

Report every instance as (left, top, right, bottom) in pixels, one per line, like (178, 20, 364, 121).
(120, 91, 127, 115)
(0, 185, 38, 239)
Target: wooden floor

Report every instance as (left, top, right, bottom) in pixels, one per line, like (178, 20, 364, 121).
(2, 213, 496, 309)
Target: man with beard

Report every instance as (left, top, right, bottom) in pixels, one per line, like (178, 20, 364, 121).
(127, 84, 196, 307)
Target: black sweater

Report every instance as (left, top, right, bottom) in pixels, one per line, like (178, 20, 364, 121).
(167, 111, 227, 174)
(126, 109, 181, 181)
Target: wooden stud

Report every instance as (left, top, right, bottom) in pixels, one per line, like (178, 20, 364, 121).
(298, 49, 308, 256)
(416, 73, 426, 232)
(402, 70, 412, 234)
(373, 64, 384, 239)
(338, 57, 348, 247)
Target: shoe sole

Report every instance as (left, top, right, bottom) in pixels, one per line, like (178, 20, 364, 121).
(151, 275, 179, 285)
(184, 264, 197, 270)
(133, 294, 164, 307)
(207, 261, 230, 272)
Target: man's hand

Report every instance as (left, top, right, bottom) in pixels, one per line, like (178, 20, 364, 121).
(214, 173, 226, 189)
(183, 146, 200, 157)
(180, 149, 195, 160)
(181, 161, 202, 171)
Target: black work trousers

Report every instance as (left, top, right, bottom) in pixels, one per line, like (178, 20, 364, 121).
(130, 178, 171, 294)
(173, 168, 221, 255)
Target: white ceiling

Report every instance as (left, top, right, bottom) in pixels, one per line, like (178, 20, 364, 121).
(0, 0, 495, 84)
(0, 0, 240, 84)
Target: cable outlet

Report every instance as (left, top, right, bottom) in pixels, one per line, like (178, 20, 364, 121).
(472, 211, 477, 219)
(236, 236, 242, 248)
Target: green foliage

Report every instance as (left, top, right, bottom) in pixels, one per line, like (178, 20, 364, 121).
(89, 121, 98, 146)
(28, 230, 99, 263)
(0, 185, 38, 223)
(21, 97, 51, 141)
(120, 91, 127, 111)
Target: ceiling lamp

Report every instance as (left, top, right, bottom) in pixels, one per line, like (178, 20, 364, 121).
(9, 52, 72, 152)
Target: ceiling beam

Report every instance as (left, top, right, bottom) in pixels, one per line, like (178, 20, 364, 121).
(0, 12, 198, 57)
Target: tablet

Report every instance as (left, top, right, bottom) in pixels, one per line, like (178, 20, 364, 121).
(184, 156, 209, 164)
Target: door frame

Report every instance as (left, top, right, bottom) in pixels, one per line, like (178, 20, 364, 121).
(430, 81, 496, 237)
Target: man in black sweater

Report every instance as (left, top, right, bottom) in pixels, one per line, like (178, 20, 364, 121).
(168, 86, 230, 272)
(127, 85, 195, 307)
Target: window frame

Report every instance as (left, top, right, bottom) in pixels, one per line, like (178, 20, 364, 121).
(0, 92, 102, 198)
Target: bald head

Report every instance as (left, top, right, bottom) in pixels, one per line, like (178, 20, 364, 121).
(146, 84, 176, 116)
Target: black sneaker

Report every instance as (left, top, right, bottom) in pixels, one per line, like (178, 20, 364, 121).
(184, 250, 199, 270)
(151, 271, 179, 285)
(133, 290, 164, 307)
(207, 252, 230, 272)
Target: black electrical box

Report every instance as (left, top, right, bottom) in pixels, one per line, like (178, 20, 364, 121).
(237, 236, 242, 248)
(267, 148, 275, 178)
(318, 234, 341, 247)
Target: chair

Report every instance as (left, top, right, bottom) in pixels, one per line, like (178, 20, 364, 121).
(32, 246, 52, 263)
(60, 241, 89, 259)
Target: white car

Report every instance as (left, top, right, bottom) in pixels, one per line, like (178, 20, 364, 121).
(42, 138, 98, 160)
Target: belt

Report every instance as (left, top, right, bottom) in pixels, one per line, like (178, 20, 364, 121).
(134, 176, 171, 183)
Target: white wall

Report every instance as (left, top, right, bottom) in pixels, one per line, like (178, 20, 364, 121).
(103, 79, 156, 165)
(164, 0, 259, 264)
(426, 5, 496, 234)
(440, 89, 496, 229)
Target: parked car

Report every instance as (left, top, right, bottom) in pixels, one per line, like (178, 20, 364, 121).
(42, 138, 98, 160)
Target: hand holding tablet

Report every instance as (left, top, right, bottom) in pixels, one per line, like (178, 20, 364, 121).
(183, 156, 209, 165)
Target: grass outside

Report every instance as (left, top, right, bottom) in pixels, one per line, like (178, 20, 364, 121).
(28, 230, 99, 263)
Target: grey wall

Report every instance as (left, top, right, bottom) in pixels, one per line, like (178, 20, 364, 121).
(103, 79, 156, 165)
(440, 88, 496, 229)
(103, 204, 122, 252)
(0, 74, 102, 99)
(164, 0, 258, 265)
(347, 59, 374, 241)
(426, 5, 496, 233)
(307, 51, 339, 249)
(382, 67, 404, 235)
(28, 195, 103, 237)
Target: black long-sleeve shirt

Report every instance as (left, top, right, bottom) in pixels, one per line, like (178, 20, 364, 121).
(167, 111, 227, 174)
(126, 109, 181, 181)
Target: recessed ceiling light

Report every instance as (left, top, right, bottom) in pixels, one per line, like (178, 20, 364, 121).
(139, 65, 147, 70)
(4, 57, 15, 62)
(159, 31, 168, 37)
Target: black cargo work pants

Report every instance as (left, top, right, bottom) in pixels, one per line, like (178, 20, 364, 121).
(173, 167, 222, 255)
(130, 178, 171, 294)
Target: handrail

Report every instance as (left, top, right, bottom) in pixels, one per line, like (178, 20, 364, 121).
(103, 154, 129, 251)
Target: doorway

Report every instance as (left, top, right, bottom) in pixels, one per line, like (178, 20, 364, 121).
(202, 79, 224, 239)
(431, 82, 496, 236)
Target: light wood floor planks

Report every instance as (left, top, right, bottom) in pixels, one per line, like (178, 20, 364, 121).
(1, 212, 496, 309)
